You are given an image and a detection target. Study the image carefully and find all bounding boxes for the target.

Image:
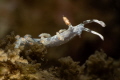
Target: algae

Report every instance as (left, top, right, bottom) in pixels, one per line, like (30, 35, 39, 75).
(0, 33, 120, 80)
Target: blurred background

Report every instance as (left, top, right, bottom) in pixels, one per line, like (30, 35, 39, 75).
(0, 0, 120, 64)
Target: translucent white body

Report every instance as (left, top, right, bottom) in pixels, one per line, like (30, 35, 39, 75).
(14, 18, 105, 48)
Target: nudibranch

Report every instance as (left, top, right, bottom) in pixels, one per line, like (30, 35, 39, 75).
(14, 17, 105, 48)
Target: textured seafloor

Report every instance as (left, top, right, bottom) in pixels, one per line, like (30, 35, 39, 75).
(0, 33, 120, 80)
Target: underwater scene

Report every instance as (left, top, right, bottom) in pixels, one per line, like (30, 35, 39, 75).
(0, 0, 120, 80)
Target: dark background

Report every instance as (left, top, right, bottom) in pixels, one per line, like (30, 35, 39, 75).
(0, 0, 120, 63)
